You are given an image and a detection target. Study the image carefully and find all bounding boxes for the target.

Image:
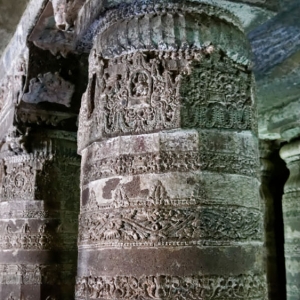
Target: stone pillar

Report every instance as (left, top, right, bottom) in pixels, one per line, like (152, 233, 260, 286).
(280, 139, 300, 300)
(76, 2, 266, 299)
(0, 129, 80, 300)
(260, 140, 285, 300)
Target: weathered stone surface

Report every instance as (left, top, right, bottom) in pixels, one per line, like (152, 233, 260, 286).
(0, 130, 80, 299)
(260, 140, 288, 300)
(280, 140, 300, 300)
(0, 0, 30, 57)
(1, 0, 299, 298)
(22, 72, 75, 107)
(251, 0, 300, 141)
(77, 2, 266, 300)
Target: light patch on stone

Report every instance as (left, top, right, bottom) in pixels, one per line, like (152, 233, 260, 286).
(286, 226, 300, 239)
(22, 72, 74, 107)
(286, 258, 300, 276)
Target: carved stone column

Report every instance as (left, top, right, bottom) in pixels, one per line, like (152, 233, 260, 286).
(280, 139, 300, 300)
(76, 2, 266, 299)
(260, 140, 286, 300)
(260, 141, 278, 300)
(0, 129, 80, 300)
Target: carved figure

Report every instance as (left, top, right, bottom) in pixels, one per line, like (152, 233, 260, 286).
(131, 72, 150, 98)
(75, 274, 266, 299)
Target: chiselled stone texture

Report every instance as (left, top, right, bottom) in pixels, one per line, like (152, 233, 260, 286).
(75, 274, 266, 299)
(0, 129, 80, 300)
(78, 50, 256, 152)
(280, 139, 300, 300)
(77, 2, 266, 300)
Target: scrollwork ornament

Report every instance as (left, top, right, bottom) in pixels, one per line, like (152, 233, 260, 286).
(79, 49, 255, 151)
(75, 274, 266, 299)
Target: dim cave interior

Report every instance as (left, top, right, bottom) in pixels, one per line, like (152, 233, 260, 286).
(0, 0, 300, 299)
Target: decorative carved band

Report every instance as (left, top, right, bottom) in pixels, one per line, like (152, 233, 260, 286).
(0, 209, 77, 220)
(82, 150, 258, 185)
(96, 1, 243, 35)
(79, 51, 254, 151)
(79, 181, 262, 248)
(75, 274, 266, 299)
(0, 222, 77, 250)
(79, 205, 262, 248)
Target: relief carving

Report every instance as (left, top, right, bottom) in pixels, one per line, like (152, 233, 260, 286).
(0, 220, 77, 250)
(100, 51, 182, 136)
(0, 223, 52, 250)
(16, 107, 77, 127)
(79, 205, 262, 247)
(75, 274, 266, 299)
(79, 49, 254, 151)
(88, 1, 245, 58)
(79, 182, 262, 247)
(180, 52, 254, 130)
(82, 150, 257, 186)
(22, 72, 74, 107)
(78, 50, 200, 149)
(1, 163, 35, 201)
(75, 1, 265, 298)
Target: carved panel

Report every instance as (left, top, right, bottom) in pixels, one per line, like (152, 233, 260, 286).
(79, 181, 262, 248)
(0, 208, 78, 221)
(0, 220, 77, 251)
(75, 274, 266, 299)
(180, 52, 254, 131)
(82, 150, 257, 186)
(0, 58, 26, 113)
(79, 50, 254, 151)
(0, 223, 52, 250)
(78, 50, 196, 150)
(1, 163, 35, 201)
(16, 105, 78, 128)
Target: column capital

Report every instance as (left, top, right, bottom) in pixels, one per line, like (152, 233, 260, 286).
(89, 0, 250, 65)
(279, 138, 300, 299)
(280, 139, 300, 163)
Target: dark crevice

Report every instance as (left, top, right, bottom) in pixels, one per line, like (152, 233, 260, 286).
(266, 144, 289, 300)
